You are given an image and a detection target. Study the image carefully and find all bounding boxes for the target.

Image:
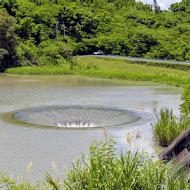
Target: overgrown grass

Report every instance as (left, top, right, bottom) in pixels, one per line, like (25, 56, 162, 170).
(63, 140, 189, 189)
(153, 109, 189, 146)
(6, 57, 190, 87)
(1, 140, 190, 189)
(153, 85, 190, 146)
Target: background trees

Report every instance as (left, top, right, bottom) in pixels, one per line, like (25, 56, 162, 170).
(0, 9, 17, 71)
(1, 0, 190, 69)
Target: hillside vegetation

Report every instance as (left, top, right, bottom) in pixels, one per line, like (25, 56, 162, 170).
(1, 0, 190, 70)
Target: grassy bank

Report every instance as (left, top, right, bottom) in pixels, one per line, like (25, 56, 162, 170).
(126, 59, 190, 71)
(6, 57, 190, 145)
(6, 57, 190, 87)
(3, 59, 190, 188)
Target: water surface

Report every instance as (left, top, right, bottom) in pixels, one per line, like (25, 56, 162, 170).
(0, 74, 182, 182)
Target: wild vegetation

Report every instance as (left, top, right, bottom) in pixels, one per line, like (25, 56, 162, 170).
(153, 108, 189, 146)
(0, 9, 17, 71)
(7, 57, 190, 87)
(62, 140, 190, 190)
(1, 0, 190, 70)
(153, 85, 190, 146)
(1, 140, 190, 189)
(1, 0, 190, 188)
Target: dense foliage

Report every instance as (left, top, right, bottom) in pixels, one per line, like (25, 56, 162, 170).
(1, 0, 190, 69)
(0, 9, 17, 71)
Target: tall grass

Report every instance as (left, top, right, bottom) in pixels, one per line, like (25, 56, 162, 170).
(153, 109, 189, 146)
(1, 140, 190, 189)
(62, 140, 190, 190)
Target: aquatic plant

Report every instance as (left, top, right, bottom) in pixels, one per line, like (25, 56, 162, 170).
(1, 140, 190, 189)
(153, 109, 189, 146)
(153, 84, 190, 147)
(62, 140, 190, 190)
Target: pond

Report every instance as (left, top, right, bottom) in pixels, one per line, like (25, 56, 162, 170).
(0, 73, 182, 182)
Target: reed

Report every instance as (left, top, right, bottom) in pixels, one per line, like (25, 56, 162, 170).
(1, 140, 190, 189)
(153, 109, 189, 146)
(62, 140, 190, 190)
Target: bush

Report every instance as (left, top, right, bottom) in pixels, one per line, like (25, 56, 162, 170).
(16, 40, 38, 66)
(16, 40, 73, 66)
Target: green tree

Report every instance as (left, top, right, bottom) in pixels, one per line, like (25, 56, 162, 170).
(0, 9, 17, 71)
(169, 0, 190, 12)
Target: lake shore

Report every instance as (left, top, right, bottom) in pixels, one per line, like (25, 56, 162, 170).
(6, 57, 190, 87)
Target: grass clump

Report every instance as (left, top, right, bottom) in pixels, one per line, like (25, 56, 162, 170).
(62, 140, 190, 190)
(153, 85, 190, 146)
(153, 109, 189, 147)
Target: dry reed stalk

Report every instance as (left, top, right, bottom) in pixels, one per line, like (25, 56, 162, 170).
(26, 161, 33, 173)
(52, 161, 57, 171)
(126, 132, 135, 144)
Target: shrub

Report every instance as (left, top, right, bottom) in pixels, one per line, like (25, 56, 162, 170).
(16, 40, 73, 66)
(16, 40, 38, 66)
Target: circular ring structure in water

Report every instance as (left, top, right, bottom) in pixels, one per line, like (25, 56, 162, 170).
(11, 106, 142, 129)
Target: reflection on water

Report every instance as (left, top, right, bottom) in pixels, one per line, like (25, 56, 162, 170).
(0, 73, 182, 182)
(0, 73, 160, 87)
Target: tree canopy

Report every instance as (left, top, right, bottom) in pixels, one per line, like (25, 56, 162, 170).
(0, 9, 17, 71)
(1, 0, 190, 68)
